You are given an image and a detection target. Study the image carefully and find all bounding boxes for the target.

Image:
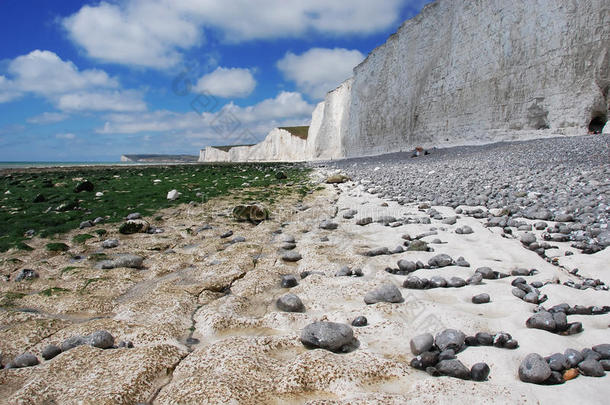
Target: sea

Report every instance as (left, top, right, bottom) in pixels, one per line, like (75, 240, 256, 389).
(0, 161, 130, 169)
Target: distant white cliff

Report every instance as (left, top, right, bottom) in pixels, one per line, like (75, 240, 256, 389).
(200, 0, 609, 163)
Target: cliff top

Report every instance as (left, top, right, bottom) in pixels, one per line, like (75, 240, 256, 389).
(279, 126, 309, 140)
(210, 144, 256, 152)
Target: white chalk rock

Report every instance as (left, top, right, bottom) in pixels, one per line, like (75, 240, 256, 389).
(167, 190, 181, 200)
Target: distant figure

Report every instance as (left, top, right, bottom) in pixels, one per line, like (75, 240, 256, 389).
(411, 146, 429, 158)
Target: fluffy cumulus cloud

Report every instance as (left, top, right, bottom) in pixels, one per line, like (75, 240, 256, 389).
(8, 50, 117, 95)
(62, 0, 405, 68)
(98, 91, 314, 145)
(194, 67, 256, 98)
(0, 50, 146, 112)
(62, 1, 201, 68)
(277, 48, 365, 99)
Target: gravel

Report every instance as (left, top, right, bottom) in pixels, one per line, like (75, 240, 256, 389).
(316, 135, 610, 252)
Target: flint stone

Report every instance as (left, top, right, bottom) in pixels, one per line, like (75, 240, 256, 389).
(10, 353, 39, 368)
(41, 344, 62, 361)
(472, 293, 490, 304)
(578, 359, 606, 377)
(471, 362, 490, 381)
(300, 322, 358, 353)
(428, 254, 453, 267)
(519, 353, 552, 384)
(435, 329, 465, 352)
(410, 333, 434, 355)
(564, 349, 584, 367)
(526, 311, 556, 332)
(276, 294, 305, 313)
(280, 274, 298, 288)
(436, 359, 471, 380)
(593, 344, 610, 360)
(101, 239, 119, 249)
(546, 353, 570, 372)
(364, 283, 404, 304)
(397, 259, 417, 273)
(319, 220, 338, 230)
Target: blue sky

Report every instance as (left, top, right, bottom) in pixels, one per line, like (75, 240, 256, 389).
(0, 0, 431, 161)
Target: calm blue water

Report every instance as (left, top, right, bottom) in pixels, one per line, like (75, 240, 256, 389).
(0, 161, 128, 169)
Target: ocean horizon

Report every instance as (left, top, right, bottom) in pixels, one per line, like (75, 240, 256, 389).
(0, 161, 127, 169)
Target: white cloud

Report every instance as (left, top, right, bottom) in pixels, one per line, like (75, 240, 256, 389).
(27, 112, 69, 124)
(0, 50, 146, 112)
(57, 90, 146, 112)
(194, 67, 256, 98)
(172, 0, 405, 40)
(62, 0, 407, 68)
(63, 1, 201, 68)
(98, 91, 314, 146)
(56, 133, 76, 140)
(0, 75, 22, 103)
(8, 50, 117, 96)
(214, 91, 314, 123)
(277, 48, 365, 99)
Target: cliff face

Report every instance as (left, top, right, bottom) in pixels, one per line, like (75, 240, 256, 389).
(202, 0, 609, 162)
(305, 79, 353, 160)
(200, 128, 307, 162)
(341, 0, 609, 157)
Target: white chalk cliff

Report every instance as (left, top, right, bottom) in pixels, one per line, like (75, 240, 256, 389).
(200, 0, 609, 162)
(200, 128, 307, 162)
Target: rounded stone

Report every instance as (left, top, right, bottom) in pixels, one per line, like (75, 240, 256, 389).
(546, 353, 570, 372)
(41, 344, 62, 361)
(364, 283, 404, 304)
(10, 353, 39, 368)
(471, 362, 490, 381)
(526, 311, 556, 332)
(410, 333, 434, 355)
(519, 353, 552, 384)
(87, 330, 115, 349)
(101, 239, 119, 249)
(403, 276, 428, 289)
(475, 267, 496, 279)
(435, 329, 466, 352)
(472, 293, 490, 304)
(475, 332, 494, 346)
(300, 321, 358, 353)
(60, 336, 87, 352)
(351, 316, 368, 327)
(276, 293, 305, 313)
(578, 359, 606, 377)
(564, 348, 584, 367)
(593, 344, 610, 360)
(428, 254, 453, 267)
(447, 277, 467, 288)
(428, 276, 447, 288)
(280, 274, 298, 288)
(466, 273, 483, 285)
(436, 359, 471, 380)
(319, 220, 338, 230)
(410, 351, 440, 370)
(281, 251, 302, 262)
(397, 259, 417, 273)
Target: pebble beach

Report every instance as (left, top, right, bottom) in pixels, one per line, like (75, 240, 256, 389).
(0, 135, 608, 404)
